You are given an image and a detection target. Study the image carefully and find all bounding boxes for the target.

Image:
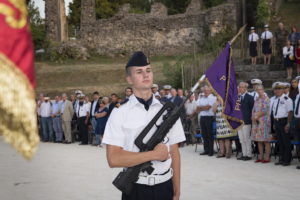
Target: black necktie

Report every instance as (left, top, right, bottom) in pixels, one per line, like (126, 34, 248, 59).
(295, 97, 300, 115)
(251, 34, 254, 42)
(275, 98, 280, 117)
(78, 105, 80, 117)
(265, 32, 267, 39)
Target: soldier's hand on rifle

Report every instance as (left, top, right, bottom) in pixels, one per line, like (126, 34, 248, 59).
(152, 143, 170, 161)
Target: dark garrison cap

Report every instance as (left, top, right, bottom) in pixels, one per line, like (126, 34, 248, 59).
(126, 51, 150, 68)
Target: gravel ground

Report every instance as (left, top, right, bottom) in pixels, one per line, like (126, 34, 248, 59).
(1, 139, 300, 200)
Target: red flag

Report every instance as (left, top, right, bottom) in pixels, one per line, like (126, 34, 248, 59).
(0, 0, 39, 159)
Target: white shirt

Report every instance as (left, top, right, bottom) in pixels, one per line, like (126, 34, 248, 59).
(272, 94, 293, 118)
(248, 33, 259, 42)
(261, 31, 273, 40)
(76, 103, 90, 118)
(91, 100, 98, 116)
(197, 94, 216, 117)
(185, 100, 198, 115)
(102, 95, 185, 175)
(294, 94, 300, 118)
(40, 102, 52, 117)
(165, 93, 172, 99)
(283, 46, 294, 58)
(270, 96, 276, 113)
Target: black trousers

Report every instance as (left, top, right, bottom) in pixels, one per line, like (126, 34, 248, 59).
(122, 179, 173, 200)
(77, 116, 88, 144)
(274, 118, 291, 163)
(200, 116, 215, 155)
(295, 118, 300, 141)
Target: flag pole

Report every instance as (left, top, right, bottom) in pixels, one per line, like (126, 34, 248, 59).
(229, 24, 247, 45)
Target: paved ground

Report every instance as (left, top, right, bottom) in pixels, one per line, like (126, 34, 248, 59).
(1, 139, 300, 200)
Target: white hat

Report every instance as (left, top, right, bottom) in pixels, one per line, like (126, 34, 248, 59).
(163, 85, 172, 90)
(75, 90, 82, 94)
(44, 97, 50, 100)
(272, 82, 284, 89)
(283, 82, 291, 88)
(264, 24, 269, 28)
(295, 76, 300, 80)
(152, 84, 158, 89)
(251, 79, 262, 85)
(78, 94, 85, 98)
(250, 26, 255, 30)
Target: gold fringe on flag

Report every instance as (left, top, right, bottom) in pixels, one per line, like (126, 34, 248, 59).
(0, 53, 39, 160)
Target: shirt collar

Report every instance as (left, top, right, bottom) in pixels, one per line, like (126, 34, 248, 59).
(128, 94, 161, 109)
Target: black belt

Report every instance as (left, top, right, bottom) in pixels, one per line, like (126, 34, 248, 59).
(274, 117, 287, 121)
(201, 116, 214, 118)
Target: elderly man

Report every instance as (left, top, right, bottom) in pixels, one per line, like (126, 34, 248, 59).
(76, 94, 90, 145)
(196, 85, 216, 156)
(52, 96, 63, 142)
(61, 93, 74, 144)
(90, 91, 100, 134)
(237, 82, 254, 161)
(185, 94, 198, 138)
(40, 97, 53, 142)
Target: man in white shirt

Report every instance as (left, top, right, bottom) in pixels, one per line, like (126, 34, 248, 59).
(294, 92, 300, 169)
(261, 24, 273, 64)
(272, 82, 293, 166)
(40, 97, 53, 142)
(76, 94, 90, 145)
(185, 94, 198, 139)
(196, 85, 216, 156)
(90, 91, 100, 135)
(249, 26, 259, 65)
(103, 51, 185, 200)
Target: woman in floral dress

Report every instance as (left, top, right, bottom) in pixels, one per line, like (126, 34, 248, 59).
(251, 85, 272, 163)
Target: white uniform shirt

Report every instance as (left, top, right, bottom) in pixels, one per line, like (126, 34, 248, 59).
(197, 94, 216, 117)
(261, 31, 273, 40)
(272, 94, 293, 118)
(185, 100, 198, 115)
(294, 94, 300, 118)
(283, 46, 294, 58)
(76, 103, 90, 118)
(248, 33, 259, 42)
(40, 102, 52, 117)
(102, 95, 186, 175)
(269, 96, 276, 113)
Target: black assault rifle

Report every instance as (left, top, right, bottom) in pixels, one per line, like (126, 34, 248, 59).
(112, 75, 206, 195)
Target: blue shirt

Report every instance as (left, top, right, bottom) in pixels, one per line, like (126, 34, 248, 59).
(52, 101, 62, 115)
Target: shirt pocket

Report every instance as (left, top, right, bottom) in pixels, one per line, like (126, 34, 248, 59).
(122, 123, 146, 152)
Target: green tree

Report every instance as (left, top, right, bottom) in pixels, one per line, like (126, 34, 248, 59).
(203, 0, 225, 8)
(256, 0, 270, 26)
(27, 0, 46, 50)
(68, 0, 81, 28)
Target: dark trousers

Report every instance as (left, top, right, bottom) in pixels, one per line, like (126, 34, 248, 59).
(200, 116, 215, 155)
(274, 118, 291, 163)
(295, 118, 300, 141)
(122, 179, 173, 200)
(77, 116, 88, 144)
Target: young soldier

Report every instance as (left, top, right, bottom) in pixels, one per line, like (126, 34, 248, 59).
(272, 82, 293, 166)
(102, 51, 185, 200)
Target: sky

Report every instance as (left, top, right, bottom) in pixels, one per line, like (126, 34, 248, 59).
(33, 0, 73, 18)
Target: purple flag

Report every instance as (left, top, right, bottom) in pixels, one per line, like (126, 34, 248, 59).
(205, 43, 244, 130)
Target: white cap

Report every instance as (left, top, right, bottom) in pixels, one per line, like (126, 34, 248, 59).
(44, 97, 50, 100)
(152, 84, 158, 89)
(251, 79, 262, 85)
(295, 76, 300, 80)
(250, 26, 255, 30)
(75, 90, 82, 94)
(264, 24, 269, 28)
(163, 85, 172, 90)
(283, 82, 290, 88)
(272, 82, 284, 89)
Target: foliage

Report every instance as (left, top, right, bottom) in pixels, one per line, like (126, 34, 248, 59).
(200, 26, 234, 54)
(27, 1, 47, 50)
(256, 0, 270, 26)
(68, 0, 81, 29)
(203, 0, 225, 8)
(161, 60, 184, 89)
(154, 0, 191, 15)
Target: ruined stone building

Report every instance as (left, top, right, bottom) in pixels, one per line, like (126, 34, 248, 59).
(45, 0, 241, 56)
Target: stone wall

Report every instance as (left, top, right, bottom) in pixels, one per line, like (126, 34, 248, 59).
(45, 0, 68, 42)
(79, 0, 238, 56)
